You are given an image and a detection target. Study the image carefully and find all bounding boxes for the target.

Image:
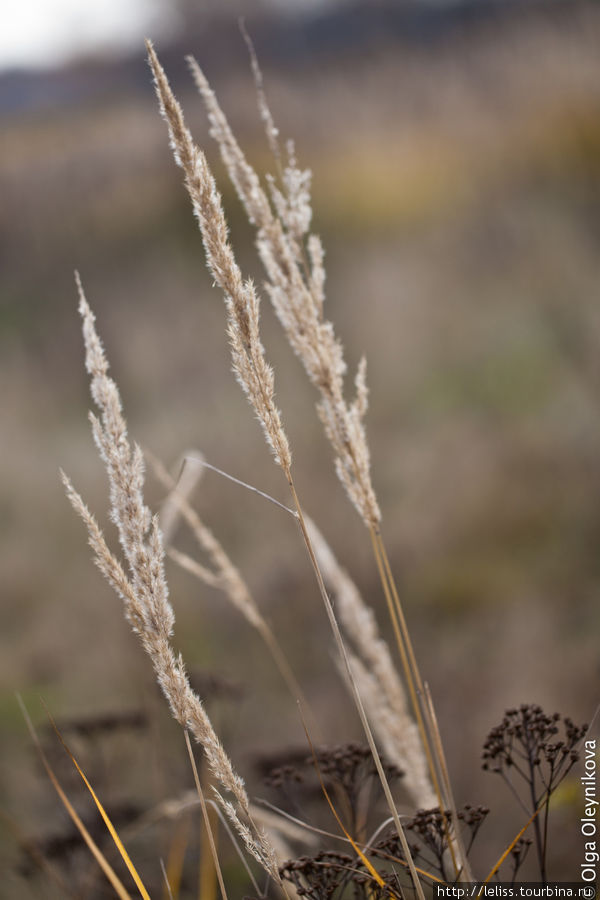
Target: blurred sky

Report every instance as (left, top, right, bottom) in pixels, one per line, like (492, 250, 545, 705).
(0, 0, 347, 72)
(0, 0, 178, 70)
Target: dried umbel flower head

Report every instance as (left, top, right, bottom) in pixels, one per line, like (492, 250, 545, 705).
(311, 742, 403, 795)
(509, 837, 534, 880)
(280, 850, 356, 900)
(482, 703, 588, 881)
(370, 802, 489, 883)
(261, 742, 404, 834)
(482, 703, 587, 788)
(280, 850, 403, 900)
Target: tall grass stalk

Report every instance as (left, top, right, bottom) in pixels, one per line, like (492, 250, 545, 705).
(186, 43, 471, 877)
(59, 35, 494, 893)
(147, 41, 428, 895)
(63, 275, 283, 885)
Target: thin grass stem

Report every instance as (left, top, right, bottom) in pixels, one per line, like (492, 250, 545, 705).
(371, 528, 463, 878)
(160, 858, 175, 900)
(207, 801, 265, 898)
(184, 729, 229, 900)
(182, 457, 297, 518)
(423, 683, 473, 880)
(286, 478, 426, 900)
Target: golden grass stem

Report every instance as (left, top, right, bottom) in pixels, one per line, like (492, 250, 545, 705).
(371, 528, 467, 878)
(423, 683, 473, 880)
(300, 716, 388, 893)
(483, 806, 543, 885)
(206, 801, 263, 898)
(163, 811, 191, 900)
(44, 705, 153, 900)
(369, 528, 444, 797)
(18, 697, 135, 900)
(184, 729, 228, 900)
(199, 759, 220, 900)
(286, 478, 426, 900)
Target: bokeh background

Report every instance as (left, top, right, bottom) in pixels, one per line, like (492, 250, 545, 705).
(2, 0, 600, 894)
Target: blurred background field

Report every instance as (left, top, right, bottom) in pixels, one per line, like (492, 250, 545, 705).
(1, 0, 600, 893)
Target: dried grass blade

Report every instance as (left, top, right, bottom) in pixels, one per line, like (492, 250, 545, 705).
(183, 729, 228, 900)
(367, 847, 447, 886)
(160, 859, 175, 900)
(44, 705, 152, 900)
(289, 489, 424, 900)
(17, 697, 134, 900)
(158, 452, 205, 545)
(301, 721, 388, 894)
(198, 768, 220, 900)
(205, 800, 263, 898)
(482, 806, 543, 886)
(423, 683, 472, 880)
(153, 451, 296, 519)
(163, 812, 191, 900)
(370, 527, 462, 875)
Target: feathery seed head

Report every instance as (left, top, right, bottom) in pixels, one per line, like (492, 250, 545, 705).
(65, 274, 282, 880)
(189, 54, 381, 526)
(149, 45, 292, 476)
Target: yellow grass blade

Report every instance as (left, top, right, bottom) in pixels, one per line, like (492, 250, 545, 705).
(482, 806, 542, 885)
(301, 723, 389, 893)
(17, 696, 133, 900)
(371, 528, 465, 879)
(43, 703, 152, 900)
(164, 810, 191, 899)
(302, 718, 443, 889)
(183, 729, 228, 900)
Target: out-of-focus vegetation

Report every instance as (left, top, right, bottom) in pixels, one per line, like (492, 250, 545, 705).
(1, 2, 599, 893)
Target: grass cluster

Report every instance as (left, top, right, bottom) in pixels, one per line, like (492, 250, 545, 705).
(11, 35, 595, 900)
